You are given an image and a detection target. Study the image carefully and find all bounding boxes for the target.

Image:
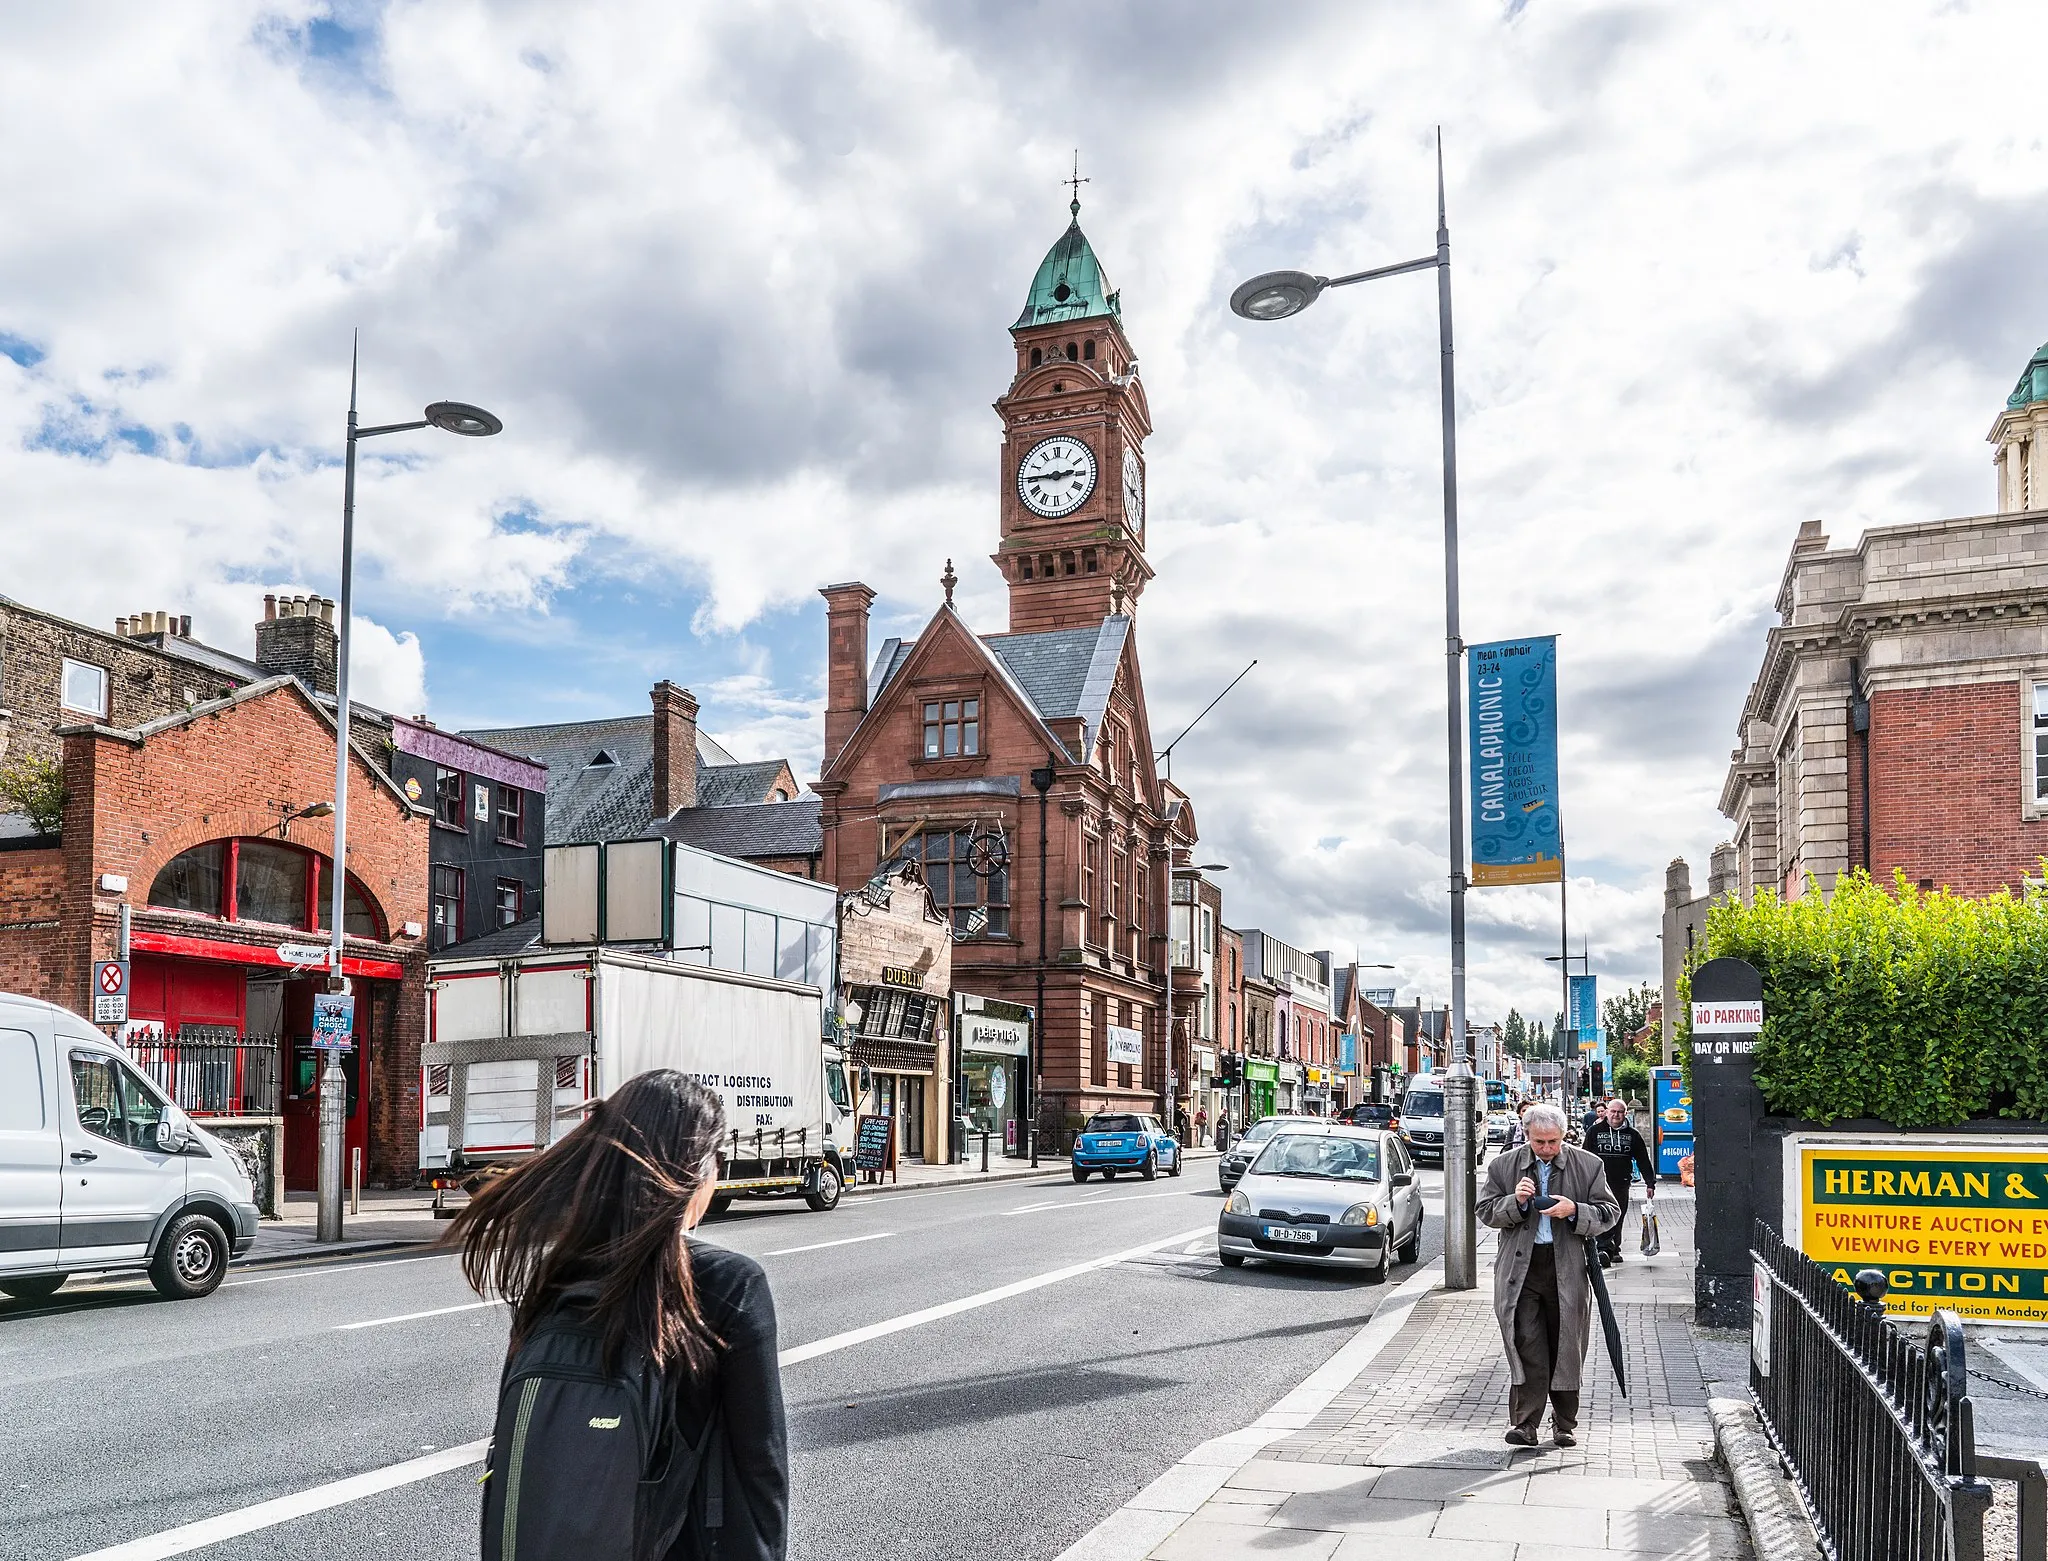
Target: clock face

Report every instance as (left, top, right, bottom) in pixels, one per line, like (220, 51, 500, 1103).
(1017, 436, 1098, 518)
(1122, 446, 1144, 532)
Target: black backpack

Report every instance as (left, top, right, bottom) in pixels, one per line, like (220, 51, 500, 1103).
(479, 1313, 724, 1561)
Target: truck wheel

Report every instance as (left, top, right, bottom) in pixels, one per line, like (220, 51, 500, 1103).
(805, 1162, 844, 1212)
(0, 1274, 66, 1302)
(148, 1213, 228, 1300)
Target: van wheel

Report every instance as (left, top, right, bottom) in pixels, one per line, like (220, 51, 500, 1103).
(707, 1195, 733, 1219)
(805, 1163, 843, 1212)
(149, 1213, 228, 1300)
(0, 1274, 66, 1302)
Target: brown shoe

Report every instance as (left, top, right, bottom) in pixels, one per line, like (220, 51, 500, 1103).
(1503, 1428, 1539, 1446)
(1552, 1429, 1578, 1448)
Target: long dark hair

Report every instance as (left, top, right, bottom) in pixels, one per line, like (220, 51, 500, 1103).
(445, 1070, 727, 1377)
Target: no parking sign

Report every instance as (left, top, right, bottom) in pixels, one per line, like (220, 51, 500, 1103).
(92, 960, 129, 1024)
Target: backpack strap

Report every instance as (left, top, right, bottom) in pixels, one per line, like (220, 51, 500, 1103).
(701, 1414, 725, 1530)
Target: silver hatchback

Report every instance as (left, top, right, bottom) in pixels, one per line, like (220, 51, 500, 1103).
(1217, 1123, 1424, 1281)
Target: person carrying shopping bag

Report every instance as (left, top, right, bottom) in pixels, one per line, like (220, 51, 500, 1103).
(448, 1071, 788, 1561)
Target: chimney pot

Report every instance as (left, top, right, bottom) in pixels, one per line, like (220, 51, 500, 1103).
(254, 590, 340, 695)
(263, 594, 277, 622)
(320, 597, 336, 626)
(115, 616, 128, 637)
(650, 680, 701, 819)
(154, 610, 169, 634)
(179, 614, 191, 638)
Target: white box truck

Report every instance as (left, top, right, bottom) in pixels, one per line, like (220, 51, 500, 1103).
(420, 946, 855, 1213)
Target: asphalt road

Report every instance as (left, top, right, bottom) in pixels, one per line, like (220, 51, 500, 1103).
(0, 1162, 1447, 1561)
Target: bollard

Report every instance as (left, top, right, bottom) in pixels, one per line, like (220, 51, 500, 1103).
(981, 1131, 990, 1174)
(349, 1147, 361, 1215)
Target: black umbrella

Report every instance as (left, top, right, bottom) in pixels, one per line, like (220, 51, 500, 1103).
(1585, 1238, 1628, 1397)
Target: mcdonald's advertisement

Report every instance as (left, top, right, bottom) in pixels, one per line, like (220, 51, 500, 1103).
(1467, 635, 1562, 887)
(1797, 1142, 2048, 1322)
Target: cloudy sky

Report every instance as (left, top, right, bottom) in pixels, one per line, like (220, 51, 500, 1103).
(6, 0, 2047, 1025)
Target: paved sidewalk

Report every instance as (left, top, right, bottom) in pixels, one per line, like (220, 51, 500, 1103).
(1066, 1184, 1754, 1559)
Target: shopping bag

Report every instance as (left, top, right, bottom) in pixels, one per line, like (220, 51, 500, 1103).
(1639, 1204, 1661, 1257)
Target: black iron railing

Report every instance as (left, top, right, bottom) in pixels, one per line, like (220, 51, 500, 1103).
(1751, 1221, 1994, 1561)
(127, 1030, 281, 1117)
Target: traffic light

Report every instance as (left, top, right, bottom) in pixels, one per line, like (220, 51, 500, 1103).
(1218, 1051, 1242, 1086)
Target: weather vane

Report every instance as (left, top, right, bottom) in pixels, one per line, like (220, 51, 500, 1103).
(1065, 150, 1089, 214)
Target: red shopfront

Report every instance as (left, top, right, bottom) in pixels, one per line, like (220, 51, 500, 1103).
(126, 931, 404, 1192)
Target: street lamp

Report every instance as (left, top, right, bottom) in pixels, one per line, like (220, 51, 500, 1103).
(318, 341, 500, 1243)
(1230, 136, 1478, 1290)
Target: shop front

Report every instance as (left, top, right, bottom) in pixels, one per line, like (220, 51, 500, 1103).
(1245, 1057, 1278, 1122)
(839, 864, 953, 1164)
(1303, 1065, 1330, 1116)
(1193, 1045, 1218, 1142)
(958, 1002, 1030, 1157)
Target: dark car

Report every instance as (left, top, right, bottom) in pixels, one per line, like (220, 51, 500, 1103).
(1345, 1103, 1397, 1131)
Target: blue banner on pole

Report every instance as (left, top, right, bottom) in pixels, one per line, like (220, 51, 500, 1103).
(1570, 974, 1601, 1056)
(1467, 635, 1561, 886)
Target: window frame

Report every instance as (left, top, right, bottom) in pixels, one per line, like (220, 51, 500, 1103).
(434, 766, 466, 829)
(493, 877, 524, 929)
(430, 863, 465, 950)
(146, 836, 384, 940)
(897, 825, 1009, 940)
(495, 785, 526, 846)
(919, 696, 981, 761)
(60, 657, 109, 719)
(2026, 677, 2048, 821)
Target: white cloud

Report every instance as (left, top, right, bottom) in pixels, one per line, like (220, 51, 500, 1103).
(6, 0, 2048, 1018)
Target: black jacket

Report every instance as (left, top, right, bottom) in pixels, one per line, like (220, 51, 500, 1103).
(666, 1242, 787, 1561)
(1586, 1122, 1655, 1192)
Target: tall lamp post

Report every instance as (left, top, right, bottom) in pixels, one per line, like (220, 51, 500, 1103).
(1230, 138, 1477, 1289)
(318, 343, 501, 1243)
(1170, 862, 1230, 1137)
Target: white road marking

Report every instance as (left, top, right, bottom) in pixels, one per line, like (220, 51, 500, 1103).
(335, 1299, 502, 1331)
(1181, 1238, 1210, 1255)
(764, 1231, 895, 1256)
(1003, 1190, 1190, 1216)
(778, 1223, 1210, 1366)
(73, 1222, 1208, 1561)
(63, 1440, 492, 1561)
(230, 1253, 458, 1287)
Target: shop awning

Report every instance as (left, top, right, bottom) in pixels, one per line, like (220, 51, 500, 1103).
(130, 928, 405, 982)
(848, 1036, 939, 1075)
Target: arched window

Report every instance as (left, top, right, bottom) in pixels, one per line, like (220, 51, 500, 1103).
(149, 838, 384, 939)
(1083, 340, 1095, 361)
(1066, 342, 1079, 362)
(1030, 347, 1042, 367)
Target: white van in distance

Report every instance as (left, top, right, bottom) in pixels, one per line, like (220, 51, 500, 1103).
(0, 991, 259, 1301)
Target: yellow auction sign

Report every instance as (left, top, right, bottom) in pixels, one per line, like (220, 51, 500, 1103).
(1800, 1143, 2048, 1323)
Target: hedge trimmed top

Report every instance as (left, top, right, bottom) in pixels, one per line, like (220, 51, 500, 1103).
(1686, 870, 2048, 1127)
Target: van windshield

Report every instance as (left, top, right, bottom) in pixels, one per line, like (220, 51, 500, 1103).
(1404, 1092, 1444, 1117)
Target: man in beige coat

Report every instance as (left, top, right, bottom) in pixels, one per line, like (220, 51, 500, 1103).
(1476, 1103, 1619, 1446)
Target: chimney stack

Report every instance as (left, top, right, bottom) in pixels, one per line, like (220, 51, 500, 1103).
(1708, 840, 1740, 900)
(820, 581, 876, 770)
(254, 589, 340, 694)
(1664, 857, 1693, 911)
(650, 681, 700, 820)
(178, 614, 191, 638)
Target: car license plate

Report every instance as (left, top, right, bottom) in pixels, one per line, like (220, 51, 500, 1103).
(1263, 1225, 1318, 1244)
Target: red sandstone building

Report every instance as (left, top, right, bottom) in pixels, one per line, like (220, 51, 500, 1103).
(1721, 339, 2048, 900)
(813, 201, 1204, 1148)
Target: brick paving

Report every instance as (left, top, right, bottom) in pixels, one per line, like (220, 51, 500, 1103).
(1096, 1183, 1759, 1560)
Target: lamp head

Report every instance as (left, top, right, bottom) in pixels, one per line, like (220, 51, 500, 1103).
(297, 801, 335, 819)
(1230, 270, 1326, 322)
(424, 401, 503, 437)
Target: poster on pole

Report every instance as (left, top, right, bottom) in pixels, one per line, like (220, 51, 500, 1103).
(1570, 974, 1600, 1055)
(1467, 635, 1562, 886)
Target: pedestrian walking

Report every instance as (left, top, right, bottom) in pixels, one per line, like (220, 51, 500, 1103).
(1587, 1096, 1657, 1266)
(450, 1071, 788, 1560)
(1476, 1103, 1620, 1448)
(1175, 1106, 1192, 1149)
(1500, 1100, 1531, 1152)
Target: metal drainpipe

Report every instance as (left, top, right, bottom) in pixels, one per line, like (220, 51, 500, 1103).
(1030, 753, 1055, 1163)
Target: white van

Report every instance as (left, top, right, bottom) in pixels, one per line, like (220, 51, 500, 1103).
(0, 991, 258, 1302)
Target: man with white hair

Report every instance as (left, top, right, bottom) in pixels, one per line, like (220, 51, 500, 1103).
(1476, 1102, 1620, 1447)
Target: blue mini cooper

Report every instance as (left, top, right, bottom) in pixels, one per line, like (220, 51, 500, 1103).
(1072, 1112, 1182, 1181)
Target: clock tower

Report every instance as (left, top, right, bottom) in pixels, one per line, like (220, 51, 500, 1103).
(993, 199, 1154, 633)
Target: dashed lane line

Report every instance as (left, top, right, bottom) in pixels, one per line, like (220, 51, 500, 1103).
(764, 1231, 896, 1257)
(68, 1221, 1212, 1561)
(335, 1299, 502, 1330)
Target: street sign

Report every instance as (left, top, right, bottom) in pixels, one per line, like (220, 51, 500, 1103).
(278, 942, 332, 968)
(311, 992, 355, 1051)
(92, 959, 129, 1024)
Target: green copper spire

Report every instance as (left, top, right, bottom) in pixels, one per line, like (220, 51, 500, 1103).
(2009, 341, 2048, 410)
(1013, 206, 1120, 330)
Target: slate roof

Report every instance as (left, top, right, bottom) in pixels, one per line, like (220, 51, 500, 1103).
(654, 797, 823, 860)
(460, 714, 773, 846)
(696, 758, 794, 809)
(868, 615, 1131, 762)
(1332, 966, 1354, 1016)
(438, 916, 543, 960)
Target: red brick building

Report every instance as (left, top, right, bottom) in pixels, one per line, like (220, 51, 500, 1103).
(1721, 342, 2048, 899)
(813, 202, 1202, 1149)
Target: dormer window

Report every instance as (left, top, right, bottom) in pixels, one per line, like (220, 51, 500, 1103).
(586, 749, 617, 769)
(922, 698, 980, 759)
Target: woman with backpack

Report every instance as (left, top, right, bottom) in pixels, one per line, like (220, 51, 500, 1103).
(447, 1071, 787, 1561)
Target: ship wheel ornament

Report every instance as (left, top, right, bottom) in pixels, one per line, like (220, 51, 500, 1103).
(966, 827, 1010, 879)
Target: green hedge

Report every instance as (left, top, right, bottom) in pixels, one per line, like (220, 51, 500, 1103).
(1684, 870, 2048, 1127)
